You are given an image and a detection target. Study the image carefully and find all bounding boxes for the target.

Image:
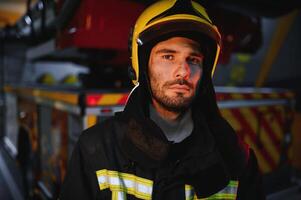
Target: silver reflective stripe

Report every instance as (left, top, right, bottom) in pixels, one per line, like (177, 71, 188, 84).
(112, 191, 126, 200)
(185, 180, 239, 200)
(185, 185, 195, 200)
(96, 169, 238, 200)
(96, 169, 153, 200)
(118, 191, 127, 200)
(219, 180, 238, 195)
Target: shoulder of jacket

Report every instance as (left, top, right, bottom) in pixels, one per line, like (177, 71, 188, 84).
(209, 116, 251, 178)
(77, 116, 122, 153)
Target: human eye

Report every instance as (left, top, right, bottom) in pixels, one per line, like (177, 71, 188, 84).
(188, 57, 202, 65)
(162, 54, 174, 61)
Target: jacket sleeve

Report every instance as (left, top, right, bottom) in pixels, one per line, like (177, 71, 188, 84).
(236, 149, 266, 200)
(60, 140, 99, 200)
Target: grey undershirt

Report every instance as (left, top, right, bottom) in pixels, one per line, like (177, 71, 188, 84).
(149, 105, 193, 143)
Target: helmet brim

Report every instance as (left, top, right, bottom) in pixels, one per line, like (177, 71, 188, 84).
(137, 19, 221, 47)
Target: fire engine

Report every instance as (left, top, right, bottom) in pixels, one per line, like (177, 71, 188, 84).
(4, 84, 295, 198)
(1, 0, 300, 199)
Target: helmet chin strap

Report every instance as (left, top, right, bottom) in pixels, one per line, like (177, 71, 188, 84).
(128, 65, 137, 81)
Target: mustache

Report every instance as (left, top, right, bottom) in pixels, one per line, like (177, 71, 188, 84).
(164, 79, 193, 88)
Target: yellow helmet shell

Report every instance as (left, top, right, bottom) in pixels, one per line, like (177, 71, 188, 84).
(130, 0, 221, 85)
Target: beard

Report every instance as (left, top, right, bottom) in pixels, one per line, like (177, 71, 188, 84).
(150, 78, 196, 113)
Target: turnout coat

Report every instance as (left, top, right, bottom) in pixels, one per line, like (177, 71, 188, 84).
(60, 83, 265, 200)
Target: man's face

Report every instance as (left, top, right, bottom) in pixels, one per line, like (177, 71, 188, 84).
(148, 37, 204, 112)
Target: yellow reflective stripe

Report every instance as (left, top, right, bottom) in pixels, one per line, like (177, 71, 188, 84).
(206, 193, 236, 199)
(228, 180, 238, 187)
(219, 180, 238, 195)
(185, 185, 197, 200)
(96, 169, 153, 200)
(185, 180, 238, 200)
(97, 169, 238, 200)
(112, 191, 127, 200)
(112, 191, 118, 200)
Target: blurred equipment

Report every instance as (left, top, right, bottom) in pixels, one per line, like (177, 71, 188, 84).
(0, 0, 300, 199)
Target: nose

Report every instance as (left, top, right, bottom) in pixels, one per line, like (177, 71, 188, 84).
(175, 60, 190, 79)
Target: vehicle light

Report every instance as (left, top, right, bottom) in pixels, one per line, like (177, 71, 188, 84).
(86, 95, 101, 106)
(101, 108, 112, 113)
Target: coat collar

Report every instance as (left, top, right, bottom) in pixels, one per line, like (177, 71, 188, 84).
(118, 85, 218, 166)
(116, 84, 249, 197)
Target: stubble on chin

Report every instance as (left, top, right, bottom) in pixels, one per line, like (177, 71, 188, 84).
(151, 83, 194, 113)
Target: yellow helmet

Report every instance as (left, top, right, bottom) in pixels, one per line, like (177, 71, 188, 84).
(130, 0, 221, 85)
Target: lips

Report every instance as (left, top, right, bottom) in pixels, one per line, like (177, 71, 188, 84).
(169, 84, 190, 91)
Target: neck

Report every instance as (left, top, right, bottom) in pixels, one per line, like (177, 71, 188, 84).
(151, 100, 183, 122)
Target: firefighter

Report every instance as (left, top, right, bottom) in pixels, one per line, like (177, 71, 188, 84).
(60, 0, 265, 199)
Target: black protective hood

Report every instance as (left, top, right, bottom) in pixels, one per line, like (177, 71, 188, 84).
(118, 70, 249, 197)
